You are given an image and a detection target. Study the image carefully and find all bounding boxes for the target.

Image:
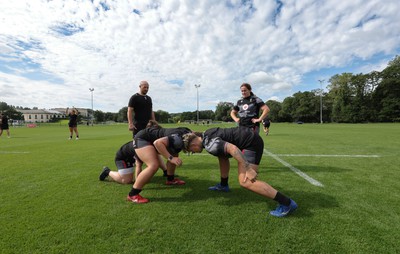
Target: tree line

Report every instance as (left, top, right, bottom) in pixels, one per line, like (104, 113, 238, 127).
(1, 56, 399, 123)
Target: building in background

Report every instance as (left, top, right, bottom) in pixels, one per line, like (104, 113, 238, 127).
(18, 108, 89, 123)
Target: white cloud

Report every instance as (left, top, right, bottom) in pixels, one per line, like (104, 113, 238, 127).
(0, 0, 399, 113)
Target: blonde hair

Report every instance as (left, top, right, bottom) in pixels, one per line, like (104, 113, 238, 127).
(182, 132, 202, 153)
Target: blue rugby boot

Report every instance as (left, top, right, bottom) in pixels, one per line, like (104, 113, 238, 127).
(269, 199, 298, 217)
(208, 183, 230, 192)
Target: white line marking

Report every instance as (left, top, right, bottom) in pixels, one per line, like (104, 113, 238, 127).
(274, 154, 380, 158)
(264, 149, 324, 187)
(0, 151, 30, 154)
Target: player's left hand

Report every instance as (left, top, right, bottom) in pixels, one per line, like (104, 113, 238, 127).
(243, 168, 258, 183)
(170, 157, 182, 167)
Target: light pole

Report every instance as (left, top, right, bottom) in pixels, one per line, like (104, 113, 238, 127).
(89, 88, 94, 126)
(194, 84, 201, 124)
(318, 80, 324, 124)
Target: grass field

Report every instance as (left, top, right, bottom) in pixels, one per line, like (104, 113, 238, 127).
(0, 123, 399, 254)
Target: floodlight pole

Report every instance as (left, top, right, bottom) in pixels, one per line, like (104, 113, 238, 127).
(195, 84, 201, 124)
(318, 80, 324, 124)
(89, 88, 94, 126)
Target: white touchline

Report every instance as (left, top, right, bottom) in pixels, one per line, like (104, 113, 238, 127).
(264, 149, 324, 187)
(274, 154, 380, 158)
(0, 151, 30, 154)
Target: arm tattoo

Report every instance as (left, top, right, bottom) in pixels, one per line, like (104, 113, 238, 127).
(233, 148, 251, 170)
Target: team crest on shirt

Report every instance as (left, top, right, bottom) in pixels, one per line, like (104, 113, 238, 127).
(242, 104, 249, 110)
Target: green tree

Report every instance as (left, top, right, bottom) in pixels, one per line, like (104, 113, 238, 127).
(372, 55, 400, 122)
(199, 110, 215, 121)
(279, 96, 295, 122)
(265, 100, 282, 122)
(104, 112, 115, 122)
(215, 102, 233, 121)
(291, 91, 319, 122)
(328, 73, 354, 122)
(349, 73, 373, 122)
(0, 102, 24, 120)
(180, 111, 195, 122)
(155, 110, 170, 123)
(94, 110, 105, 122)
(117, 107, 128, 122)
(0, 101, 8, 111)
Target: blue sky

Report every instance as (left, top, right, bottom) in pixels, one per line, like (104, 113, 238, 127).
(0, 0, 399, 113)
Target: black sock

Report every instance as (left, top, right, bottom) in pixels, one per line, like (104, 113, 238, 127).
(167, 175, 174, 181)
(221, 177, 229, 186)
(129, 188, 141, 197)
(273, 192, 291, 206)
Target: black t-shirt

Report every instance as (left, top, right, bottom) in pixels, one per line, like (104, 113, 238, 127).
(202, 127, 255, 156)
(128, 93, 153, 124)
(233, 95, 265, 128)
(1, 115, 8, 125)
(115, 141, 136, 164)
(1, 115, 9, 128)
(68, 114, 78, 125)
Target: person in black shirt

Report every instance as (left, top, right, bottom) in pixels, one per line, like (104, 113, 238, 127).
(0, 113, 11, 138)
(127, 80, 155, 136)
(99, 141, 137, 184)
(262, 117, 271, 136)
(127, 81, 168, 176)
(66, 107, 79, 140)
(230, 83, 270, 133)
(126, 123, 192, 203)
(182, 127, 297, 218)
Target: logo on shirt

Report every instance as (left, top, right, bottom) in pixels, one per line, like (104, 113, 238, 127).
(242, 104, 249, 110)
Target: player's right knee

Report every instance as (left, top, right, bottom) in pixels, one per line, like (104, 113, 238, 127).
(121, 175, 134, 184)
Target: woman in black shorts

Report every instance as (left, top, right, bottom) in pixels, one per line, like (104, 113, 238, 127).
(0, 113, 11, 138)
(66, 107, 79, 140)
(182, 127, 297, 218)
(126, 123, 192, 203)
(99, 140, 137, 184)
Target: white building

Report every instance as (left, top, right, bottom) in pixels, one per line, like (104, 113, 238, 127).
(18, 109, 65, 123)
(18, 108, 91, 123)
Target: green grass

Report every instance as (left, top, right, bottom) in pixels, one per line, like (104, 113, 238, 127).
(0, 123, 399, 253)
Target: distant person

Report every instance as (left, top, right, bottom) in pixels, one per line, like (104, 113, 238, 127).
(262, 117, 271, 136)
(182, 127, 297, 217)
(230, 83, 270, 133)
(99, 140, 136, 184)
(66, 107, 79, 140)
(0, 113, 11, 138)
(126, 123, 192, 203)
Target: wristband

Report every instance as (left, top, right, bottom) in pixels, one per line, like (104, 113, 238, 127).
(168, 155, 173, 161)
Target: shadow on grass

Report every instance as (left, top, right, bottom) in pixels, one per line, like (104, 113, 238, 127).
(98, 165, 338, 219)
(136, 176, 339, 217)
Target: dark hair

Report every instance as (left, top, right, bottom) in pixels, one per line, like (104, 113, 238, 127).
(240, 83, 254, 96)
